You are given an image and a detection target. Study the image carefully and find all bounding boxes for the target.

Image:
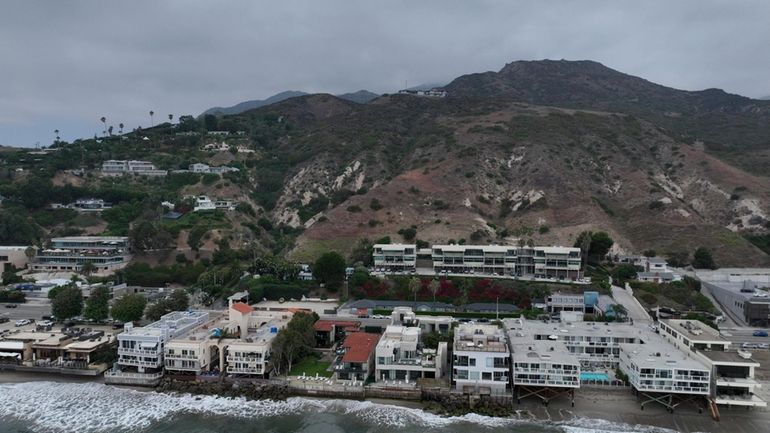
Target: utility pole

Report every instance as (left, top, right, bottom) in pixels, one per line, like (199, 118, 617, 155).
(496, 296, 499, 321)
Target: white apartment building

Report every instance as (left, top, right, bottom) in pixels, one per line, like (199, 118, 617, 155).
(452, 323, 510, 395)
(389, 306, 454, 335)
(659, 319, 765, 407)
(619, 341, 711, 399)
(101, 160, 167, 177)
(508, 318, 646, 369)
(225, 303, 292, 378)
(107, 311, 211, 385)
(164, 313, 228, 374)
(32, 236, 131, 273)
(372, 244, 417, 272)
(375, 325, 448, 381)
(510, 341, 580, 389)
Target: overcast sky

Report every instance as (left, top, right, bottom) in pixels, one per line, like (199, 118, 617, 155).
(1, 0, 769, 147)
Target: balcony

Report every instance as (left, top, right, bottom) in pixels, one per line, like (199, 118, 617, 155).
(118, 347, 160, 357)
(229, 366, 263, 375)
(118, 357, 162, 368)
(227, 355, 263, 363)
(716, 377, 758, 388)
(165, 353, 198, 360)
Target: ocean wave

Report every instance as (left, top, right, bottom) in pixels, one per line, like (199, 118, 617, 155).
(0, 381, 681, 433)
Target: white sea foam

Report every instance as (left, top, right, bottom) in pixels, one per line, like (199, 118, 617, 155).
(558, 417, 681, 433)
(0, 381, 681, 433)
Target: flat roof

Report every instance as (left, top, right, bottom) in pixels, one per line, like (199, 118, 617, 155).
(661, 319, 726, 342)
(52, 236, 128, 242)
(535, 246, 581, 254)
(373, 243, 416, 249)
(504, 318, 648, 341)
(511, 340, 579, 366)
(701, 350, 760, 365)
(621, 341, 709, 371)
(167, 313, 228, 344)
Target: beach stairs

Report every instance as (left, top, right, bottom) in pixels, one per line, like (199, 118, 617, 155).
(709, 398, 720, 421)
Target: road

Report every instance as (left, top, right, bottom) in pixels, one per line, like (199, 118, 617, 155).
(611, 284, 652, 323)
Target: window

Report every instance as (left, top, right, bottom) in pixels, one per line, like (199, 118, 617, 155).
(469, 371, 480, 380)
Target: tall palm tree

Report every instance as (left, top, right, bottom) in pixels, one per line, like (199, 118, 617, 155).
(149, 110, 155, 127)
(408, 277, 421, 303)
(428, 279, 440, 305)
(54, 129, 60, 141)
(168, 114, 173, 123)
(100, 117, 106, 136)
(119, 123, 124, 134)
(107, 125, 114, 136)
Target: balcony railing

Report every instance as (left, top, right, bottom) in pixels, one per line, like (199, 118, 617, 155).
(118, 347, 161, 356)
(165, 353, 198, 360)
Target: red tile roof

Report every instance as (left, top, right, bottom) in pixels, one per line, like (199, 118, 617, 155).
(341, 332, 380, 363)
(313, 320, 359, 333)
(231, 302, 254, 314)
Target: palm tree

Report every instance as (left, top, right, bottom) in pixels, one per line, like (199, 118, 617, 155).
(100, 117, 106, 136)
(168, 114, 173, 123)
(107, 125, 114, 136)
(612, 304, 628, 321)
(428, 279, 440, 305)
(149, 110, 154, 127)
(54, 129, 60, 142)
(408, 277, 421, 303)
(119, 123, 124, 134)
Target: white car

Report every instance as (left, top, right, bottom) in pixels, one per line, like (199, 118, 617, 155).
(14, 319, 31, 327)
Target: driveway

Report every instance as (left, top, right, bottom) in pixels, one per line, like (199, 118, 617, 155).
(611, 284, 651, 323)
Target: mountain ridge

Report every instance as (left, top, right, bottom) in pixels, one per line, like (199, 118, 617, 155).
(202, 90, 379, 116)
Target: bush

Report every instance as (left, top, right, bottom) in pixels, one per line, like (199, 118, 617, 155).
(369, 198, 383, 211)
(346, 205, 362, 213)
(398, 227, 417, 241)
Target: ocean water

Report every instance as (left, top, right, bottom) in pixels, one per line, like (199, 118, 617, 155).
(0, 382, 675, 433)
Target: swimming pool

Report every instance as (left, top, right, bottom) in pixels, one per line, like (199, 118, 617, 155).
(580, 372, 610, 381)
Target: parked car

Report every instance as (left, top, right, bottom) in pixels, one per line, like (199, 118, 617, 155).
(752, 330, 769, 337)
(14, 319, 31, 327)
(4, 304, 18, 308)
(0, 317, 9, 323)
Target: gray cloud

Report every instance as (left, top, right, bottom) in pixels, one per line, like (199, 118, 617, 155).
(1, 0, 769, 146)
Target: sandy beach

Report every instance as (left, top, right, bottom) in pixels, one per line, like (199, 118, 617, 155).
(2, 372, 769, 433)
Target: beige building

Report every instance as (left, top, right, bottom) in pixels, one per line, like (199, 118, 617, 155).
(0, 246, 32, 273)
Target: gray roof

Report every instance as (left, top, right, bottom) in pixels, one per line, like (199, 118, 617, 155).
(638, 271, 675, 279)
(345, 299, 454, 311)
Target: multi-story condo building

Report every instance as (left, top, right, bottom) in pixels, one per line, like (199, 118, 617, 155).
(619, 340, 711, 410)
(106, 311, 211, 385)
(510, 341, 580, 402)
(333, 332, 381, 382)
(376, 244, 585, 280)
(507, 321, 581, 405)
(452, 323, 510, 395)
(510, 318, 646, 369)
(164, 313, 228, 374)
(372, 244, 416, 272)
(374, 325, 448, 381)
(224, 303, 292, 378)
(32, 236, 131, 273)
(659, 319, 765, 407)
(533, 247, 582, 280)
(101, 160, 167, 177)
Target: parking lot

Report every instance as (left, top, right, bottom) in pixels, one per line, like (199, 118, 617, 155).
(0, 298, 52, 321)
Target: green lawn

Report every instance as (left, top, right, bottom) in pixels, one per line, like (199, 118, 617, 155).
(289, 357, 332, 377)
